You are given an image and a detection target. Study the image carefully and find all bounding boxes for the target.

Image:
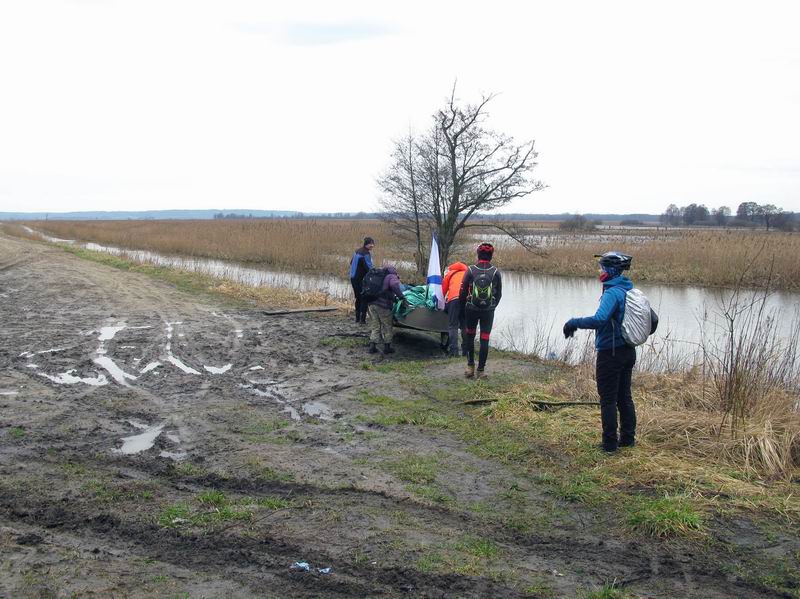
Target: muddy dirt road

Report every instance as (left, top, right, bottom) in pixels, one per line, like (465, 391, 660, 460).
(0, 233, 785, 598)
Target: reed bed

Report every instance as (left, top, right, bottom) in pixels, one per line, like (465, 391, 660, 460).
(484, 367, 799, 519)
(483, 225, 800, 290)
(16, 219, 409, 277)
(12, 219, 800, 290)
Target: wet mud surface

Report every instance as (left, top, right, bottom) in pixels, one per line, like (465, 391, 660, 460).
(0, 234, 792, 598)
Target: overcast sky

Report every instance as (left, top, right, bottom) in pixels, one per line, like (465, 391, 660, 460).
(1, 0, 799, 215)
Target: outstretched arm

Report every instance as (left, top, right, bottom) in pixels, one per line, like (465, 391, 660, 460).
(568, 289, 621, 330)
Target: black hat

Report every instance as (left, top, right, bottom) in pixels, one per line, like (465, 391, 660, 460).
(364, 237, 375, 246)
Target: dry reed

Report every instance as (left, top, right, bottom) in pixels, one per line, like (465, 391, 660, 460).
(10, 219, 800, 290)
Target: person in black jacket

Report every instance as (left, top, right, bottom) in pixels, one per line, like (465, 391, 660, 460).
(349, 237, 374, 323)
(459, 243, 502, 379)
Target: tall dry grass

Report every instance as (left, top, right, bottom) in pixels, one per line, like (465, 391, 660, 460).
(17, 219, 412, 277)
(517, 292, 800, 480)
(489, 225, 800, 290)
(16, 219, 800, 290)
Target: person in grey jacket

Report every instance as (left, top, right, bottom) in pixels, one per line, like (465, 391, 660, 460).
(367, 265, 408, 355)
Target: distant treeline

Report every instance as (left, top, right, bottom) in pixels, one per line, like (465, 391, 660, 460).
(661, 202, 798, 231)
(2, 209, 663, 222)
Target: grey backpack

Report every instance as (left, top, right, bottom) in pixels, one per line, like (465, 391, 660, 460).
(621, 288, 658, 346)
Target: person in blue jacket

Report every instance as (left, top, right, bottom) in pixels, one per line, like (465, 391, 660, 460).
(563, 251, 636, 452)
(349, 237, 374, 323)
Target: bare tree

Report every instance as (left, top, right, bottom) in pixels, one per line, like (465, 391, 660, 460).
(378, 86, 545, 271)
(378, 131, 428, 274)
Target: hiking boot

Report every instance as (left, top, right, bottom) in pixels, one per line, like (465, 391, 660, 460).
(368, 342, 378, 354)
(464, 364, 475, 378)
(383, 343, 395, 354)
(599, 443, 618, 453)
(359, 316, 367, 324)
(619, 437, 636, 448)
(476, 369, 488, 380)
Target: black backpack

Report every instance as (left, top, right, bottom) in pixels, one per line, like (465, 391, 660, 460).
(467, 264, 497, 310)
(361, 268, 387, 300)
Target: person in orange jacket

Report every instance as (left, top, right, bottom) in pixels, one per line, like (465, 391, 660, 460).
(442, 261, 468, 357)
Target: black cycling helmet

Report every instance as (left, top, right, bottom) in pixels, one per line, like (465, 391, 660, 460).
(594, 251, 632, 271)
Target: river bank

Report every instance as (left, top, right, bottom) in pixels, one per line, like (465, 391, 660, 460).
(4, 219, 800, 291)
(6, 223, 800, 374)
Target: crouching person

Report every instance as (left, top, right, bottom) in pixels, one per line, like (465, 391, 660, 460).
(442, 261, 468, 357)
(367, 265, 407, 355)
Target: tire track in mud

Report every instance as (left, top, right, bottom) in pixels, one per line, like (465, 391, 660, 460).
(0, 489, 526, 599)
(4, 446, 772, 599)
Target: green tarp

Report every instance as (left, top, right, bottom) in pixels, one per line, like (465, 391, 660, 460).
(393, 285, 438, 318)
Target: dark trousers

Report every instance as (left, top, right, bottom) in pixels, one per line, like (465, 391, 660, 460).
(351, 278, 367, 322)
(445, 299, 466, 356)
(595, 345, 637, 449)
(464, 307, 494, 370)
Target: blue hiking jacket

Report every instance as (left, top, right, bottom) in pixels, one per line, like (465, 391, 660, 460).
(349, 247, 373, 280)
(567, 276, 633, 350)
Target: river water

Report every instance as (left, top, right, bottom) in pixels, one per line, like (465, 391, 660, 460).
(25, 228, 800, 371)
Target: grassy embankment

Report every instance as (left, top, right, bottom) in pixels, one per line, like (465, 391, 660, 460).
(1, 224, 347, 311)
(351, 355, 799, 594)
(346, 352, 800, 592)
(15, 218, 800, 290)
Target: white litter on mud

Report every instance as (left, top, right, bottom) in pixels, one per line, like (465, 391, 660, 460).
(120, 345, 137, 349)
(26, 364, 38, 369)
(248, 365, 264, 371)
(113, 423, 165, 455)
(93, 356, 138, 386)
(40, 370, 108, 386)
(140, 361, 162, 373)
(302, 401, 334, 420)
(203, 364, 232, 374)
(0, 391, 19, 396)
(234, 330, 243, 338)
(164, 322, 200, 374)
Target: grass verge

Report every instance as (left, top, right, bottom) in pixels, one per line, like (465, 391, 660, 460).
(359, 358, 799, 540)
(12, 233, 348, 311)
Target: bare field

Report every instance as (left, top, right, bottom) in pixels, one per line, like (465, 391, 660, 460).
(1, 232, 799, 598)
(8, 219, 800, 290)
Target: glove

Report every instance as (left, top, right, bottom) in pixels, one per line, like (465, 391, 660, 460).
(563, 321, 578, 339)
(401, 299, 411, 311)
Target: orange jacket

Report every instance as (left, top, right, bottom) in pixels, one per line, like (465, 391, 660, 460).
(442, 262, 468, 302)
